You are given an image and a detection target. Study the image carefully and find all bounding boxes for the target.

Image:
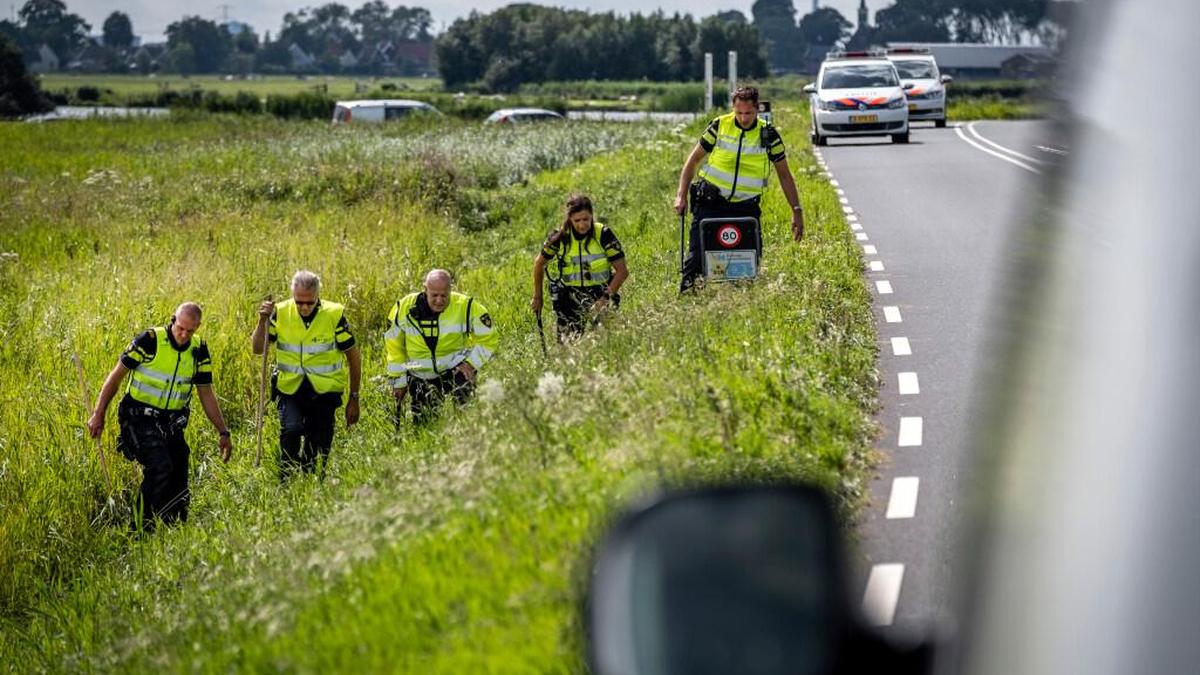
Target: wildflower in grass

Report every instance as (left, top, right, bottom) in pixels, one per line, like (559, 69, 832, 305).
(478, 378, 505, 404)
(536, 372, 565, 403)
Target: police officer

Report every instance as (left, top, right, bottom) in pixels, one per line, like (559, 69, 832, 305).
(385, 269, 497, 422)
(674, 86, 805, 291)
(531, 193, 629, 340)
(251, 270, 361, 479)
(87, 302, 233, 529)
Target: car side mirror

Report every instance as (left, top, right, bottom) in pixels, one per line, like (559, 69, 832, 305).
(903, 82, 916, 90)
(803, 83, 817, 94)
(940, 75, 953, 84)
(587, 484, 934, 675)
(589, 485, 846, 675)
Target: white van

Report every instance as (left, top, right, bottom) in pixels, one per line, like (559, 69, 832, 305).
(331, 99, 442, 124)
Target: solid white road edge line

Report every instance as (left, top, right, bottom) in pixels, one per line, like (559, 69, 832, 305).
(967, 122, 1045, 164)
(955, 124, 1041, 174)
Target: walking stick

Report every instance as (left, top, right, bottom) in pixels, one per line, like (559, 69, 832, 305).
(71, 353, 112, 493)
(679, 212, 686, 274)
(255, 294, 273, 467)
(535, 311, 548, 357)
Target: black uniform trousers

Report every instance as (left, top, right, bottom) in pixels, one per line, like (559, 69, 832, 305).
(680, 199, 762, 292)
(404, 370, 474, 424)
(117, 396, 191, 529)
(277, 379, 341, 479)
(551, 284, 620, 340)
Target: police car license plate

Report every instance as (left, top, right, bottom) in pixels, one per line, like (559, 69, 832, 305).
(908, 103, 918, 111)
(849, 114, 878, 123)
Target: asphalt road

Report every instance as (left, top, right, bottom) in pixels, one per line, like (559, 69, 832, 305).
(813, 120, 1057, 637)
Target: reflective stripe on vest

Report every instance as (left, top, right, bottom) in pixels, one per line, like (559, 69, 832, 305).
(126, 327, 199, 411)
(698, 113, 772, 202)
(386, 292, 475, 379)
(558, 223, 612, 288)
(274, 300, 348, 395)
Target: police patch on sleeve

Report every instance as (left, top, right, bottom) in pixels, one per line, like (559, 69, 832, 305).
(480, 313, 493, 328)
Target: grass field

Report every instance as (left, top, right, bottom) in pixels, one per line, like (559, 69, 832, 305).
(0, 100, 878, 670)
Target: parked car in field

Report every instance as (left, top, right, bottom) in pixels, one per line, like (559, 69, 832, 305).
(887, 47, 953, 128)
(331, 99, 442, 124)
(483, 108, 565, 125)
(804, 50, 911, 146)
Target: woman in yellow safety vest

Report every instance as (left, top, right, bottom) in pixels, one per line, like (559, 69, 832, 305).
(531, 193, 630, 340)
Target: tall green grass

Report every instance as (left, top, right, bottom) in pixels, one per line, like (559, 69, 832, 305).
(0, 99, 877, 670)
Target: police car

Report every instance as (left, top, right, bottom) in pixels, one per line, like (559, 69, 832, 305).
(804, 50, 911, 146)
(887, 47, 953, 128)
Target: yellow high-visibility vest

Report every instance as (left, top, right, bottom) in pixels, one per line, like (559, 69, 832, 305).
(274, 300, 348, 395)
(698, 112, 772, 202)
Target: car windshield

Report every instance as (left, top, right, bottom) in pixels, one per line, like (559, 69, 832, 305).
(893, 60, 937, 79)
(821, 65, 899, 89)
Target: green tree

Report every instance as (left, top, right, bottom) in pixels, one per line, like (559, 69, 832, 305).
(0, 31, 52, 117)
(166, 17, 227, 73)
(798, 7, 853, 46)
(874, 0, 951, 43)
(165, 42, 196, 75)
(18, 0, 89, 61)
(752, 0, 803, 72)
(101, 11, 133, 50)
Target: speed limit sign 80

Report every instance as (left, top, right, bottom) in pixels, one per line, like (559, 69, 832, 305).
(716, 224, 742, 248)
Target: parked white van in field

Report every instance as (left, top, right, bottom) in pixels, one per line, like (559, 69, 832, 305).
(331, 100, 442, 123)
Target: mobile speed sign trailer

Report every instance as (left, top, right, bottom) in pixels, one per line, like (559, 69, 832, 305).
(699, 216, 762, 282)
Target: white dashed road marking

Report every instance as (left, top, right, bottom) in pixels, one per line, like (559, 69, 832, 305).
(869, 260, 884, 271)
(883, 306, 902, 323)
(843, 205, 855, 214)
(863, 564, 905, 627)
(890, 336, 911, 355)
(898, 417, 923, 447)
(886, 477, 920, 519)
(852, 223, 864, 231)
(856, 233, 869, 241)
(876, 280, 893, 294)
(863, 245, 877, 255)
(898, 372, 920, 395)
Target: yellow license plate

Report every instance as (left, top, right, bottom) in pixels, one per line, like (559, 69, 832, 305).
(849, 114, 878, 123)
(908, 103, 918, 111)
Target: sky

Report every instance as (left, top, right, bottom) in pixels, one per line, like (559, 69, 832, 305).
(33, 0, 872, 43)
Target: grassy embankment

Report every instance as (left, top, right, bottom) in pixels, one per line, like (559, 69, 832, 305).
(0, 101, 877, 671)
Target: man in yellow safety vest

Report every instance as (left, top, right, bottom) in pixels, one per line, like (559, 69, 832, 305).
(252, 270, 361, 479)
(87, 301, 233, 529)
(674, 86, 806, 291)
(385, 269, 497, 423)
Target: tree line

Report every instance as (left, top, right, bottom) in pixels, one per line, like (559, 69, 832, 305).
(436, 5, 767, 92)
(0, 0, 435, 76)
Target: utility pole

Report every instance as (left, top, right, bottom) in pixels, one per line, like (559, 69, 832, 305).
(728, 51, 738, 99)
(217, 4, 232, 23)
(704, 52, 713, 113)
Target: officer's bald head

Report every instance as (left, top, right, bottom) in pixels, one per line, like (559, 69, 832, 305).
(172, 302, 202, 344)
(423, 269, 452, 312)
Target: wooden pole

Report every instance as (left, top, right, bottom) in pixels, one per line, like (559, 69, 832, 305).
(72, 353, 112, 493)
(255, 294, 272, 467)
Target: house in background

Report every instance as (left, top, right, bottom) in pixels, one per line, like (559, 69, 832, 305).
(886, 42, 1056, 78)
(28, 44, 59, 73)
